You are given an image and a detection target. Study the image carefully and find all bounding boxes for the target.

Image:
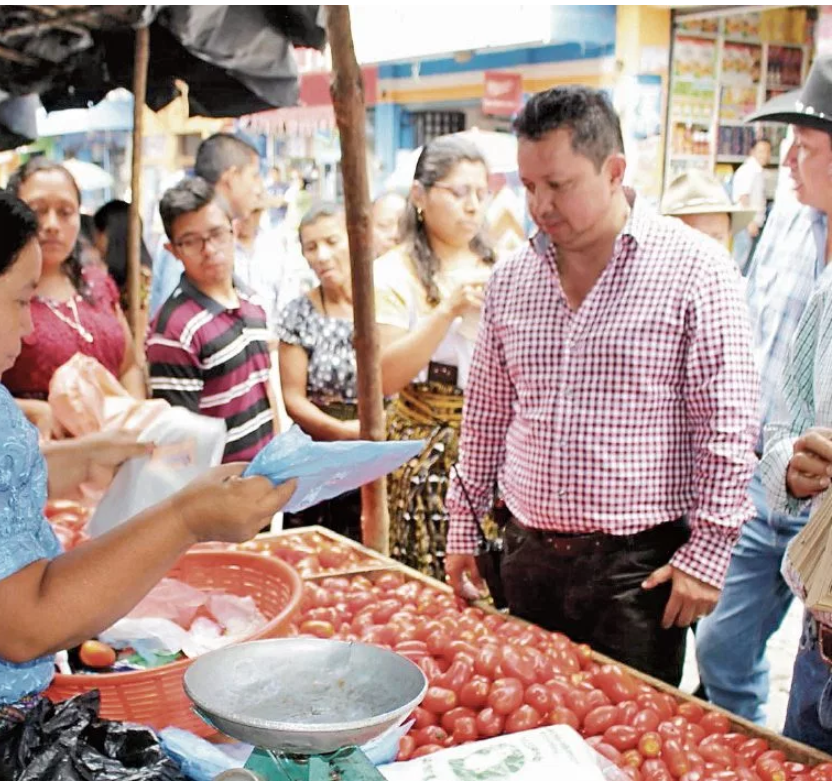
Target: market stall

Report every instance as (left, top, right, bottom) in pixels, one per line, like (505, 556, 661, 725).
(43, 525, 823, 780)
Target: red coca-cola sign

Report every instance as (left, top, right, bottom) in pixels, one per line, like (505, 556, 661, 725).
(482, 71, 523, 117)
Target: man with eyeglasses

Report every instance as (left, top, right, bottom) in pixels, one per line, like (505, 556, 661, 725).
(146, 177, 277, 463)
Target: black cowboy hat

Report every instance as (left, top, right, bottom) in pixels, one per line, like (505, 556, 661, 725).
(746, 55, 832, 132)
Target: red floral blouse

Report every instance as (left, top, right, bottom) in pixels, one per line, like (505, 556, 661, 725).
(3, 265, 126, 400)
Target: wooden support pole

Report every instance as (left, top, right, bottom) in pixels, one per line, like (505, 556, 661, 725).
(325, 6, 390, 555)
(127, 24, 149, 347)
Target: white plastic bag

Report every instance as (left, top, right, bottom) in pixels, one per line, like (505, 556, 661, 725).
(88, 407, 226, 537)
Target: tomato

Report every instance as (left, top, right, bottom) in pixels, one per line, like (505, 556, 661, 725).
(422, 686, 458, 715)
(412, 707, 438, 730)
(736, 737, 768, 766)
(397, 735, 416, 762)
(505, 704, 542, 734)
(709, 773, 741, 781)
(699, 711, 730, 736)
(376, 572, 405, 591)
(413, 725, 448, 747)
(416, 656, 442, 683)
(604, 725, 640, 752)
(685, 723, 706, 747)
(594, 664, 638, 704)
(299, 619, 337, 639)
(698, 738, 735, 769)
(475, 707, 505, 738)
(641, 759, 673, 781)
(448, 640, 479, 661)
(811, 762, 832, 781)
(396, 640, 429, 655)
(452, 716, 479, 745)
(524, 683, 553, 715)
(550, 647, 581, 675)
(499, 646, 537, 687)
(661, 737, 690, 779)
(756, 756, 787, 781)
(547, 706, 580, 731)
(295, 555, 321, 575)
(474, 646, 502, 679)
(435, 659, 473, 693)
(632, 708, 661, 733)
(440, 706, 478, 735)
(395, 580, 423, 602)
(638, 693, 675, 722)
(677, 702, 705, 723)
(79, 640, 116, 668)
(585, 737, 622, 765)
(657, 720, 684, 743)
(582, 705, 620, 737)
(426, 631, 453, 658)
(620, 749, 643, 769)
(457, 676, 490, 710)
(411, 744, 444, 759)
(370, 599, 400, 625)
(617, 700, 639, 726)
(784, 763, 809, 778)
(638, 732, 663, 759)
(488, 677, 525, 716)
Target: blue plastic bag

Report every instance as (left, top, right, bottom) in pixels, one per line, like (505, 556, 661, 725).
(159, 727, 247, 780)
(244, 426, 425, 513)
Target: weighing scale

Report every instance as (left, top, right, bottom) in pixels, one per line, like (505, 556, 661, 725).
(184, 638, 428, 781)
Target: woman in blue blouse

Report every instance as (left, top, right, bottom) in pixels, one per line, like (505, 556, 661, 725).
(0, 190, 295, 706)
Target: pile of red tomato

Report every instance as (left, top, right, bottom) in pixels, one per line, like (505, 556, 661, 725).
(203, 531, 380, 578)
(287, 571, 832, 781)
(45, 500, 90, 551)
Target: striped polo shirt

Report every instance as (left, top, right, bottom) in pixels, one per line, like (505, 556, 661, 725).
(146, 275, 275, 463)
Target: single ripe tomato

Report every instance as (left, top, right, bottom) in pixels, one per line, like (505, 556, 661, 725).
(411, 744, 444, 759)
(474, 646, 502, 679)
(440, 707, 478, 735)
(421, 686, 458, 715)
(699, 711, 730, 736)
(604, 725, 640, 752)
(452, 716, 479, 745)
(638, 731, 663, 759)
(594, 664, 638, 704)
(582, 705, 620, 737)
(501, 646, 538, 687)
(475, 707, 505, 738)
(524, 683, 553, 715)
(459, 676, 491, 709)
(488, 677, 524, 716)
(698, 738, 735, 769)
(756, 755, 787, 782)
(413, 725, 448, 748)
(640, 758, 673, 781)
(79, 640, 116, 668)
(617, 700, 639, 726)
(504, 704, 542, 734)
(661, 737, 690, 779)
(547, 706, 580, 731)
(620, 749, 643, 769)
(811, 762, 832, 781)
(632, 708, 661, 733)
(677, 702, 705, 723)
(299, 619, 336, 639)
(585, 737, 622, 765)
(411, 707, 438, 730)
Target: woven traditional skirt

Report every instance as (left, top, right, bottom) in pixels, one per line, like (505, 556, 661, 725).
(386, 382, 464, 580)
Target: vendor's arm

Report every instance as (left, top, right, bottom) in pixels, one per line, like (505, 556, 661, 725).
(645, 255, 760, 627)
(445, 281, 514, 597)
(14, 398, 65, 440)
(42, 431, 152, 499)
(146, 329, 203, 413)
(279, 342, 359, 441)
(761, 288, 832, 509)
(0, 464, 296, 663)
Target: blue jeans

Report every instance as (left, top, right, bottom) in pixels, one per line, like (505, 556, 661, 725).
(784, 613, 832, 754)
(695, 472, 806, 723)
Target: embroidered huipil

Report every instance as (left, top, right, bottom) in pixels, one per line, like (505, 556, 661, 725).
(446, 200, 760, 588)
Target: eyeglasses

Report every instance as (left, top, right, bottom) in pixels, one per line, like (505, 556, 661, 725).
(173, 225, 234, 257)
(431, 183, 490, 204)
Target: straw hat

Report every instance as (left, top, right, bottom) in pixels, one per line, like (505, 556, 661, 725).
(661, 169, 756, 234)
(747, 55, 832, 132)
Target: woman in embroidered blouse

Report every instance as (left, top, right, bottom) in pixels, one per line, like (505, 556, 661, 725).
(374, 136, 495, 579)
(3, 159, 145, 439)
(277, 204, 361, 540)
(0, 190, 295, 706)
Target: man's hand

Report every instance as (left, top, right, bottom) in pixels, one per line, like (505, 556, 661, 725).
(786, 427, 832, 498)
(642, 565, 720, 629)
(446, 553, 487, 602)
(748, 222, 761, 239)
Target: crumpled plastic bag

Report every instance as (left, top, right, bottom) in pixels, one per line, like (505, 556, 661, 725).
(158, 728, 240, 781)
(0, 691, 181, 780)
(128, 578, 208, 627)
(244, 425, 426, 513)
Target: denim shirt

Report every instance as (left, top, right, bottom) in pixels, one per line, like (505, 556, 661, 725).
(0, 383, 61, 704)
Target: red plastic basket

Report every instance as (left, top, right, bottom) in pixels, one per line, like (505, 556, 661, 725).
(45, 550, 302, 736)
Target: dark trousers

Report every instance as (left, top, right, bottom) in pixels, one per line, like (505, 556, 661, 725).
(283, 489, 362, 543)
(500, 517, 690, 686)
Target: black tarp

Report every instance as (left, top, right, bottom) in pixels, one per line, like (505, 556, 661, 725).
(0, 5, 326, 149)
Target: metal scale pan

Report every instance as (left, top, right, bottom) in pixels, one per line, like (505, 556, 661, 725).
(184, 638, 427, 770)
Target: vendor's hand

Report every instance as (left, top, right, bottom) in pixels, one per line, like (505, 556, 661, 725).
(440, 282, 485, 320)
(748, 222, 761, 238)
(786, 427, 832, 498)
(21, 400, 66, 441)
(172, 463, 297, 544)
(642, 565, 720, 629)
(83, 430, 154, 469)
(446, 553, 488, 602)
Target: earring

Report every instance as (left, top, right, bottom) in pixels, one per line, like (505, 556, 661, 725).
(416, 207, 424, 223)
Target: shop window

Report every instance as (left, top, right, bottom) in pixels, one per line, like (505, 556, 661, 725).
(409, 111, 466, 148)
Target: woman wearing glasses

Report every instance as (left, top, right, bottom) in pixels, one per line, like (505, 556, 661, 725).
(374, 135, 495, 579)
(3, 159, 145, 439)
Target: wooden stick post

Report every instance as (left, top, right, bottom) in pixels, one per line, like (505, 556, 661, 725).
(325, 6, 390, 554)
(127, 24, 149, 346)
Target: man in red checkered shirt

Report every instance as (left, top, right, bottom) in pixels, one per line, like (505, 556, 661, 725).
(445, 86, 760, 685)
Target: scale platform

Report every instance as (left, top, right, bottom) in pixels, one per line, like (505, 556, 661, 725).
(244, 746, 384, 781)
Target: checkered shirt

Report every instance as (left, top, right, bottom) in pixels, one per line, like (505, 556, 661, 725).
(446, 199, 760, 588)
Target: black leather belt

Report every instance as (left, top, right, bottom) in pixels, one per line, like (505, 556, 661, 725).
(507, 517, 687, 557)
